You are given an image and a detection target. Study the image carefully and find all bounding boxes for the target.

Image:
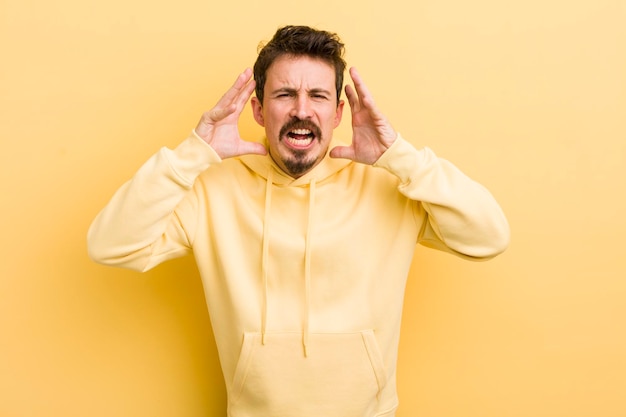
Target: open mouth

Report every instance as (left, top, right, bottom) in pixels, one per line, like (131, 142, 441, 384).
(286, 128, 315, 147)
(280, 120, 321, 149)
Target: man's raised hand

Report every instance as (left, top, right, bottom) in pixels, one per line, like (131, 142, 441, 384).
(195, 68, 267, 159)
(330, 67, 397, 165)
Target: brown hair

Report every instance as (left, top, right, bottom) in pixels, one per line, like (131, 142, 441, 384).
(253, 25, 346, 104)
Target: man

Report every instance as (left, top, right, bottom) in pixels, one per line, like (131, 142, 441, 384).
(88, 25, 509, 417)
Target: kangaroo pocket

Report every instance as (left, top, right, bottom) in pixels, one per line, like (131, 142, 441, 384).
(228, 330, 390, 417)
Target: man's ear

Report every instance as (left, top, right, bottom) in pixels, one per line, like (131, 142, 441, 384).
(251, 97, 265, 127)
(334, 99, 345, 128)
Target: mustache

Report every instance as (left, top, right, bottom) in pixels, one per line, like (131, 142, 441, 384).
(279, 118, 322, 140)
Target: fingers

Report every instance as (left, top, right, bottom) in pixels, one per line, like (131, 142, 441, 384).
(347, 67, 389, 125)
(344, 84, 360, 113)
(200, 69, 255, 125)
(348, 67, 376, 110)
(216, 69, 255, 114)
(195, 69, 255, 139)
(346, 67, 398, 148)
(217, 68, 253, 105)
(346, 67, 379, 119)
(233, 68, 256, 109)
(204, 105, 236, 123)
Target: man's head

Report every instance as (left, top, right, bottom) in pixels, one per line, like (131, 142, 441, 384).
(253, 26, 346, 105)
(251, 26, 347, 178)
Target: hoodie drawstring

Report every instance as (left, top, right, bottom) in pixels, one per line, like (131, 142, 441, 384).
(303, 178, 316, 357)
(260, 170, 315, 357)
(261, 169, 274, 346)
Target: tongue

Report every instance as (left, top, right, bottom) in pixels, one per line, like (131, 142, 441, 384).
(290, 133, 311, 140)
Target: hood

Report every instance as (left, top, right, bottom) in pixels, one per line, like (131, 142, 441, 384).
(238, 137, 353, 186)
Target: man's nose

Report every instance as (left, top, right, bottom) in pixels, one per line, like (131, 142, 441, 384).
(290, 95, 313, 119)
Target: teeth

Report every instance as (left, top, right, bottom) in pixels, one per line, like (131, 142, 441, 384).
(291, 129, 312, 135)
(287, 137, 313, 146)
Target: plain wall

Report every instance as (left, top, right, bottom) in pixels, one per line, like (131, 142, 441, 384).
(1, 0, 625, 416)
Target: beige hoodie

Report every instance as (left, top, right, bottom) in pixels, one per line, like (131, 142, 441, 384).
(88, 131, 509, 417)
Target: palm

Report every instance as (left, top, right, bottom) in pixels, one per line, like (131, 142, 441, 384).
(207, 112, 247, 157)
(195, 69, 267, 159)
(350, 100, 396, 164)
(330, 67, 396, 164)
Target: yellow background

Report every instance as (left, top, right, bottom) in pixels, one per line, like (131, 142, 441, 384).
(1, 0, 625, 416)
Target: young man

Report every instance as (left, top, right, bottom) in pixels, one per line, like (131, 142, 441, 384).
(88, 25, 509, 417)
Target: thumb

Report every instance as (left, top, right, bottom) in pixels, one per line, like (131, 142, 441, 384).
(329, 145, 355, 160)
(238, 140, 268, 156)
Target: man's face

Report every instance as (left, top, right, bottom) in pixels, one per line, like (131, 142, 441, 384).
(251, 55, 344, 178)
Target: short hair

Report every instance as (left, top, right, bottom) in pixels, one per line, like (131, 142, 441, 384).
(253, 25, 346, 104)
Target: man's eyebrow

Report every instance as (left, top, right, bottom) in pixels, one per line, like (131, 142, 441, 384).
(270, 87, 297, 95)
(308, 88, 332, 96)
(270, 87, 332, 96)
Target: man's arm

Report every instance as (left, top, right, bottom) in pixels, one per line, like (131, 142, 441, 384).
(87, 69, 266, 271)
(331, 67, 509, 259)
(374, 137, 510, 259)
(87, 133, 218, 271)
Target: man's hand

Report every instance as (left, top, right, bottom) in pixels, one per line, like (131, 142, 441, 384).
(330, 67, 397, 164)
(195, 68, 267, 159)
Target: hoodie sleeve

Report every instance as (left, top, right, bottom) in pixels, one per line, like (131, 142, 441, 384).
(87, 131, 222, 271)
(374, 134, 510, 260)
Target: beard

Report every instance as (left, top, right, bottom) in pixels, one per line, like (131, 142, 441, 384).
(282, 149, 319, 177)
(278, 118, 325, 177)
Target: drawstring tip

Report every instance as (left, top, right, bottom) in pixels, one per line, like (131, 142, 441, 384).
(261, 332, 266, 345)
(302, 334, 309, 357)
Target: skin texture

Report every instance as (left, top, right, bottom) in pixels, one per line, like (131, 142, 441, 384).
(195, 57, 398, 177)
